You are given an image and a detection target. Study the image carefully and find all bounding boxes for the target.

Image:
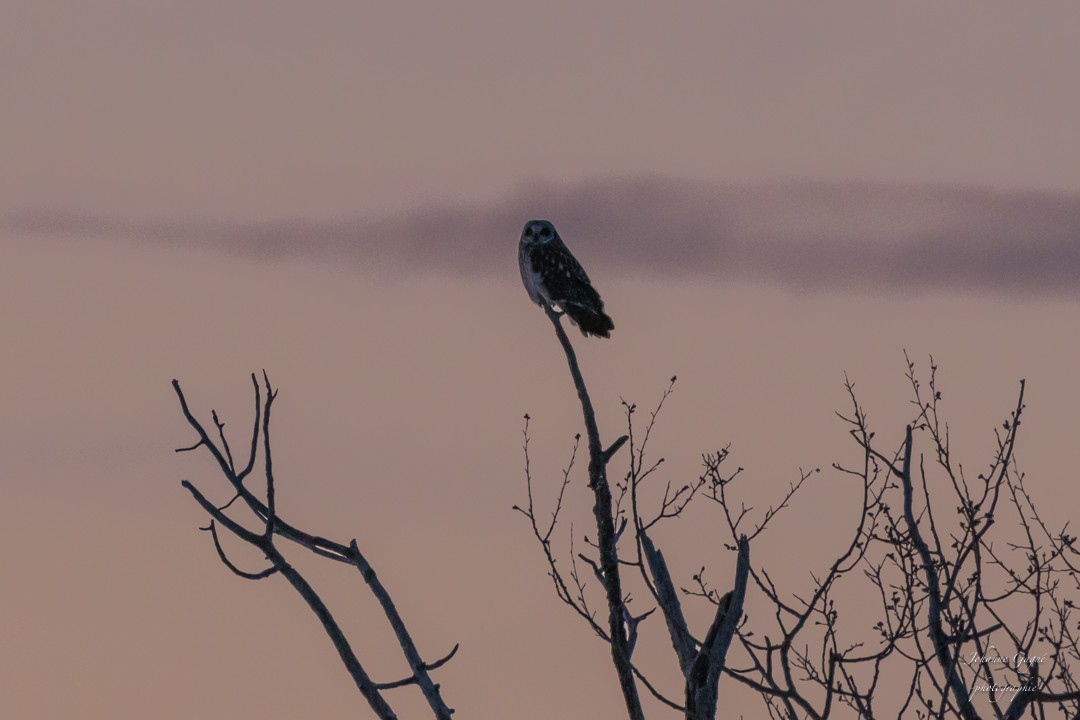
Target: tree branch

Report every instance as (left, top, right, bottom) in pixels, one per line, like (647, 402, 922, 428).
(175, 375, 457, 719)
(544, 305, 645, 720)
(685, 536, 750, 720)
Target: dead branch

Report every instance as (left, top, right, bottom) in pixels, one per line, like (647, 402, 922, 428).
(174, 373, 456, 720)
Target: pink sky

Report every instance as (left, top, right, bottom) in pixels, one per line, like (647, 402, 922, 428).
(2, 3, 1079, 718)
(4, 2, 1080, 219)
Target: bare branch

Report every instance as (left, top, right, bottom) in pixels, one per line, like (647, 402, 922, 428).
(174, 376, 457, 719)
(373, 644, 461, 690)
(543, 304, 645, 720)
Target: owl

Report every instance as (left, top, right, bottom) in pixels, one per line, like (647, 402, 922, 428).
(519, 220, 614, 338)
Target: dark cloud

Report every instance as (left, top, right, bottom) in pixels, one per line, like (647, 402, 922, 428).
(6, 178, 1080, 298)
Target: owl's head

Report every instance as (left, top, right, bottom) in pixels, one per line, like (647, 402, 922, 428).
(521, 219, 557, 246)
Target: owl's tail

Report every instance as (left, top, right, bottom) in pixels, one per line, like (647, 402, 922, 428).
(564, 304, 615, 339)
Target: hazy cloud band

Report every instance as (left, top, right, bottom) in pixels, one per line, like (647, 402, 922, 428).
(6, 179, 1079, 299)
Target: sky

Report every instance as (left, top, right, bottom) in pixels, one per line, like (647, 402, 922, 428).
(2, 2, 1079, 718)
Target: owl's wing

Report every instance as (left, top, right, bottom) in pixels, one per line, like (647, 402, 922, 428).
(530, 238, 613, 337)
(531, 239, 602, 308)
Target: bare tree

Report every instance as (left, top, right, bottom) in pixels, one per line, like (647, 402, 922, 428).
(173, 372, 458, 720)
(519, 307, 1079, 720)
(515, 307, 748, 720)
(710, 356, 1079, 719)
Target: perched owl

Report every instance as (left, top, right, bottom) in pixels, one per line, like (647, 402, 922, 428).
(518, 220, 614, 338)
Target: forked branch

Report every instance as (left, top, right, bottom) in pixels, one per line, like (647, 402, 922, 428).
(174, 374, 456, 720)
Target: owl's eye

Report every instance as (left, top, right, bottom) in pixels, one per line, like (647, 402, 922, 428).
(540, 227, 552, 237)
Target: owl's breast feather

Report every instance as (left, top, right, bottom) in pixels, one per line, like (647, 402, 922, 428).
(519, 246, 549, 305)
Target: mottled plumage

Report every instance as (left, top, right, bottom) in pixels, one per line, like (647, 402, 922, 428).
(518, 219, 614, 338)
